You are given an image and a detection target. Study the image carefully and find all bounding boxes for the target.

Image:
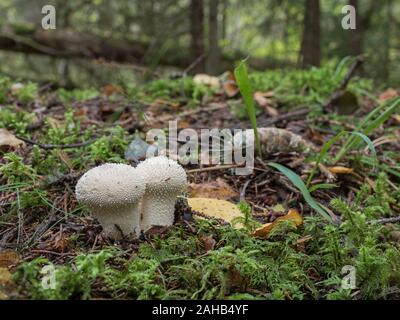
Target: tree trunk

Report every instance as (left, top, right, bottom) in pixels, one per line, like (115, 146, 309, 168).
(190, 0, 205, 73)
(300, 0, 320, 68)
(221, 0, 227, 41)
(348, 0, 363, 56)
(207, 0, 221, 75)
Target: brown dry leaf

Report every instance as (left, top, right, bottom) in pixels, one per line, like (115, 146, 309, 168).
(188, 178, 238, 200)
(193, 74, 220, 89)
(392, 114, 400, 123)
(327, 166, 354, 174)
(178, 120, 191, 129)
(0, 129, 25, 149)
(201, 235, 216, 251)
(223, 81, 239, 97)
(0, 250, 19, 268)
(101, 84, 123, 96)
(379, 88, 398, 102)
(254, 91, 278, 117)
(53, 233, 69, 253)
(252, 209, 303, 239)
(188, 197, 243, 225)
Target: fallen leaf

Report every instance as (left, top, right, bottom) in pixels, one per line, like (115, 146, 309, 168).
(0, 250, 19, 268)
(379, 88, 398, 102)
(188, 197, 243, 225)
(101, 84, 123, 96)
(188, 178, 238, 200)
(223, 81, 239, 97)
(392, 114, 400, 123)
(254, 91, 278, 116)
(0, 129, 25, 150)
(252, 209, 303, 238)
(0, 267, 14, 300)
(201, 235, 216, 251)
(193, 74, 220, 89)
(0, 268, 12, 285)
(52, 233, 69, 253)
(327, 166, 354, 174)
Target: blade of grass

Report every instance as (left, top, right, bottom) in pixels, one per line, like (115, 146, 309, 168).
(268, 162, 333, 222)
(307, 131, 347, 186)
(234, 59, 262, 157)
(307, 131, 377, 186)
(308, 183, 338, 193)
(334, 97, 400, 163)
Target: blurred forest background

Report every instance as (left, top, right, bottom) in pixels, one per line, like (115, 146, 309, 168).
(0, 0, 399, 88)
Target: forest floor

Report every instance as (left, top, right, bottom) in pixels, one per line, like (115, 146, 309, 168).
(0, 62, 400, 300)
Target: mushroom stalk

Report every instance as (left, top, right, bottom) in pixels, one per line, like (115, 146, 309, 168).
(137, 156, 187, 232)
(140, 194, 176, 231)
(93, 204, 141, 239)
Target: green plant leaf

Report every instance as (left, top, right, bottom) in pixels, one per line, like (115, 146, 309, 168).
(268, 162, 333, 222)
(234, 59, 261, 156)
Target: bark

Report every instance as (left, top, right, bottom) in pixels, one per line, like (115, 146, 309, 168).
(300, 0, 320, 68)
(348, 0, 362, 56)
(190, 0, 205, 73)
(207, 0, 221, 75)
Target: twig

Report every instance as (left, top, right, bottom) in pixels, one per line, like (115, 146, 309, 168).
(256, 108, 309, 127)
(369, 216, 400, 225)
(183, 53, 207, 75)
(324, 56, 364, 112)
(187, 164, 242, 173)
(239, 179, 252, 201)
(15, 135, 96, 150)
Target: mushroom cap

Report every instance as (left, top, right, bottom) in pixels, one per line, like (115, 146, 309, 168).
(75, 163, 146, 209)
(137, 156, 187, 195)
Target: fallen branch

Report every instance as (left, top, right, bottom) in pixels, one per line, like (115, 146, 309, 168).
(257, 108, 310, 127)
(187, 164, 242, 173)
(369, 216, 400, 225)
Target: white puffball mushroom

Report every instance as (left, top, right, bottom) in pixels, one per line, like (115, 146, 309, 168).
(137, 156, 187, 231)
(75, 163, 146, 240)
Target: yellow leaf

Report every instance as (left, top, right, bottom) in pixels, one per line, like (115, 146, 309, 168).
(0, 250, 19, 268)
(252, 209, 303, 239)
(0, 268, 12, 285)
(0, 267, 13, 300)
(188, 197, 243, 225)
(326, 166, 354, 174)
